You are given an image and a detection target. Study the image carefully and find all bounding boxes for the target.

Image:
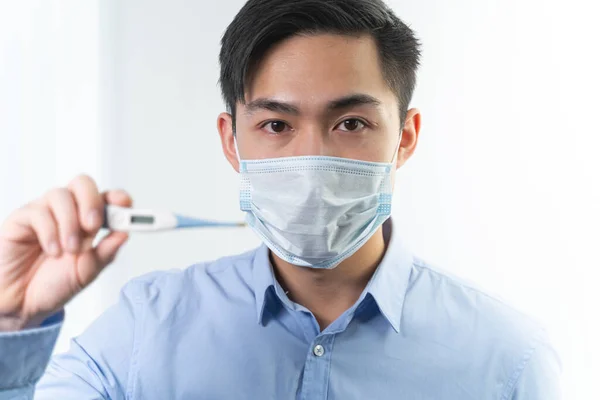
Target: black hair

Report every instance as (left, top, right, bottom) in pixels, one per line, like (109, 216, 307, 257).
(219, 0, 421, 128)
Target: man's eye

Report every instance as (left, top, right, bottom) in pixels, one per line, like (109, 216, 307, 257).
(336, 119, 366, 132)
(261, 121, 290, 134)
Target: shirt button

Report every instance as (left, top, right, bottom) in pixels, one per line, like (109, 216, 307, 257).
(313, 344, 325, 357)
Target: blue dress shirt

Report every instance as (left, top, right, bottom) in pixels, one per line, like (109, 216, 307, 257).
(0, 220, 561, 399)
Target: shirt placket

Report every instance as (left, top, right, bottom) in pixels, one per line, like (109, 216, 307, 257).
(298, 332, 335, 400)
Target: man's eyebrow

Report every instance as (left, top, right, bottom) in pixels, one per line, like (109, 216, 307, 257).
(327, 94, 382, 111)
(243, 93, 382, 116)
(244, 99, 300, 116)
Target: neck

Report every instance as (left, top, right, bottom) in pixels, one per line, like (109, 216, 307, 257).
(270, 226, 387, 331)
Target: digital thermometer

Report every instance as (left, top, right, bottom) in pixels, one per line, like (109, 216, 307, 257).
(102, 205, 246, 232)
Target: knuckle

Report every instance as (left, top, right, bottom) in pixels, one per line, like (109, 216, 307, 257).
(70, 174, 97, 191)
(111, 189, 133, 205)
(30, 209, 55, 235)
(28, 203, 48, 219)
(46, 187, 69, 202)
(120, 189, 132, 200)
(71, 177, 101, 206)
(14, 203, 32, 217)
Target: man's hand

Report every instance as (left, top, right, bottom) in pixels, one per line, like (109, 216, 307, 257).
(0, 175, 132, 331)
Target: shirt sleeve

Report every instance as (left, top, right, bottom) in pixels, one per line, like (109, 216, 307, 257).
(0, 279, 142, 400)
(505, 329, 563, 400)
(0, 312, 64, 400)
(35, 279, 143, 400)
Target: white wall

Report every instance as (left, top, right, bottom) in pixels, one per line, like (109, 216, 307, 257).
(0, 0, 106, 350)
(2, 0, 598, 398)
(396, 3, 599, 399)
(0, 0, 101, 210)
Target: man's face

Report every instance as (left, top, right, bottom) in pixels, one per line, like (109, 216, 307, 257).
(218, 33, 420, 182)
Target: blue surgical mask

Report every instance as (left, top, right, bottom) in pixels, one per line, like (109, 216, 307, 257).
(235, 138, 399, 269)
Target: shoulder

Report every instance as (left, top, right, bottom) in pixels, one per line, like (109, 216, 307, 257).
(119, 247, 260, 313)
(406, 255, 544, 334)
(403, 256, 559, 391)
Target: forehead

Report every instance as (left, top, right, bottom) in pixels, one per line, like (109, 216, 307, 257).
(245, 33, 397, 108)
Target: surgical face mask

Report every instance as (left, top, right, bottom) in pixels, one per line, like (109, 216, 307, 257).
(236, 138, 399, 269)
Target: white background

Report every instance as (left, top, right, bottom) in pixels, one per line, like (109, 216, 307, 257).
(1, 0, 598, 398)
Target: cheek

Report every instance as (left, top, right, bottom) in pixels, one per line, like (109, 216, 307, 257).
(339, 114, 401, 163)
(333, 118, 402, 162)
(234, 121, 292, 159)
(337, 132, 401, 163)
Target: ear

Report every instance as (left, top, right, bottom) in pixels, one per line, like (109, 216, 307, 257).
(396, 108, 421, 169)
(217, 112, 240, 173)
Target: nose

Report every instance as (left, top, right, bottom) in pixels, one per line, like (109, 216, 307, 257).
(290, 125, 333, 157)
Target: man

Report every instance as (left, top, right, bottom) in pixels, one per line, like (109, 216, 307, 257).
(0, 0, 561, 398)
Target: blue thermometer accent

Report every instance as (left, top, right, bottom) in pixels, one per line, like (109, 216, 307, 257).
(175, 215, 245, 229)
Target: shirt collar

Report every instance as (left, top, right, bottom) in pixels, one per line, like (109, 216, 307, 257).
(252, 242, 276, 325)
(362, 218, 414, 332)
(252, 218, 414, 332)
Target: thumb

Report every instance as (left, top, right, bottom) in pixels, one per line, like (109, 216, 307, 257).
(75, 232, 128, 289)
(95, 231, 129, 268)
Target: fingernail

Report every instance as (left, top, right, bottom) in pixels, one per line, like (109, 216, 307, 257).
(68, 235, 79, 252)
(48, 241, 60, 256)
(88, 210, 100, 228)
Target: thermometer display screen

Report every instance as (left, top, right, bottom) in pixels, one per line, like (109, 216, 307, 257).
(131, 215, 155, 224)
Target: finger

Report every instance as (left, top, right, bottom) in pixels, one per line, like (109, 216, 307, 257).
(45, 188, 81, 254)
(22, 204, 61, 257)
(75, 190, 132, 253)
(67, 175, 103, 234)
(73, 231, 129, 289)
(94, 231, 129, 268)
(72, 231, 128, 290)
(103, 189, 133, 208)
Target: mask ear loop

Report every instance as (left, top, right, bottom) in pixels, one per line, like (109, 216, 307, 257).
(388, 131, 403, 164)
(233, 134, 242, 163)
